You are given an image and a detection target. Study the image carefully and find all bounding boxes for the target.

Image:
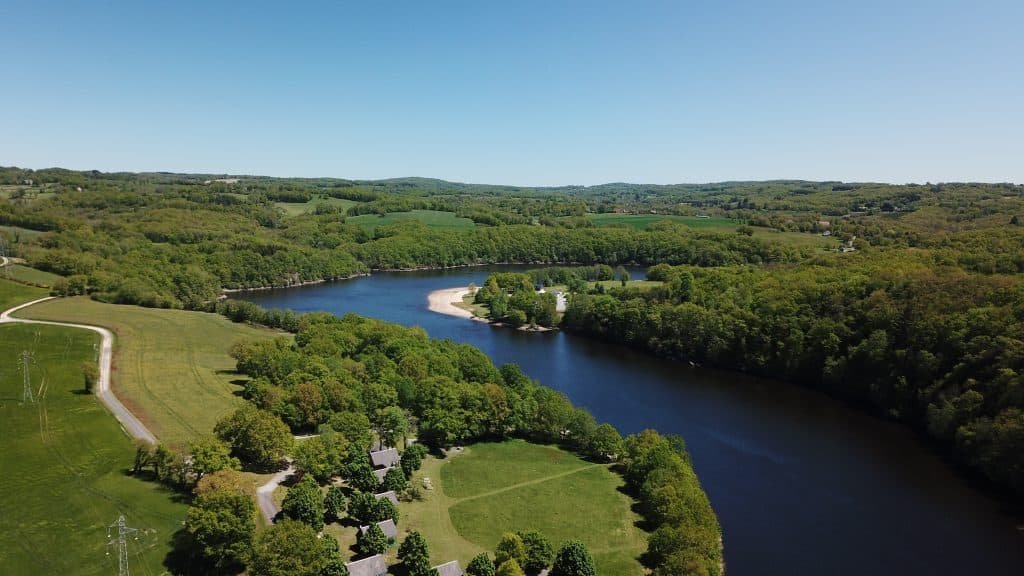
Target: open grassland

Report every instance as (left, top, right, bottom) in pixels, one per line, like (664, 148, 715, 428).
(749, 227, 839, 249)
(4, 264, 62, 287)
(589, 213, 739, 230)
(18, 298, 281, 448)
(275, 196, 358, 217)
(0, 224, 46, 239)
(401, 441, 646, 575)
(347, 210, 476, 234)
(0, 323, 187, 575)
(0, 278, 47, 310)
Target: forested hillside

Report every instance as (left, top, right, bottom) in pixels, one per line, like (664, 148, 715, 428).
(2, 165, 1022, 500)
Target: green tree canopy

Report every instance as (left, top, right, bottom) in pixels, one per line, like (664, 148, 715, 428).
(550, 540, 597, 576)
(357, 522, 389, 556)
(250, 520, 345, 576)
(281, 475, 325, 531)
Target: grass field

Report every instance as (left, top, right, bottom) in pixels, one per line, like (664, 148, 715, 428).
(589, 213, 739, 230)
(4, 264, 62, 287)
(401, 441, 646, 575)
(347, 210, 476, 234)
(0, 278, 47, 310)
(18, 298, 281, 448)
(0, 323, 187, 575)
(275, 197, 358, 217)
(0, 224, 46, 239)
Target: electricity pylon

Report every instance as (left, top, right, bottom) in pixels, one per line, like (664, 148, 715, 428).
(106, 515, 140, 576)
(19, 350, 34, 404)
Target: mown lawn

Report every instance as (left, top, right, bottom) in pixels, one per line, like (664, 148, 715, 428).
(0, 277, 47, 310)
(18, 297, 282, 448)
(401, 441, 646, 575)
(0, 323, 187, 576)
(347, 210, 475, 234)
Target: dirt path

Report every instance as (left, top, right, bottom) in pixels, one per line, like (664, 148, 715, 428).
(453, 463, 605, 504)
(0, 297, 158, 444)
(427, 287, 474, 319)
(256, 462, 294, 524)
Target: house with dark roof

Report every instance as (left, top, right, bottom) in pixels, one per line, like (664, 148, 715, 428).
(433, 560, 465, 576)
(374, 490, 400, 505)
(370, 447, 400, 469)
(359, 518, 398, 541)
(345, 554, 388, 576)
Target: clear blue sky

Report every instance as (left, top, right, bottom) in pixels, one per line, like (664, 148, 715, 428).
(2, 1, 1022, 185)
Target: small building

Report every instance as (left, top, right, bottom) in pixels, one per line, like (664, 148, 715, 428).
(359, 518, 398, 541)
(374, 466, 393, 484)
(370, 447, 400, 469)
(433, 560, 465, 576)
(346, 554, 388, 576)
(374, 490, 400, 505)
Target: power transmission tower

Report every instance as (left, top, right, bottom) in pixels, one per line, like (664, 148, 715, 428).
(106, 515, 140, 576)
(19, 350, 34, 404)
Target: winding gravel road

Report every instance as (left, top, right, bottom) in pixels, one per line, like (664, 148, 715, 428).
(0, 296, 157, 444)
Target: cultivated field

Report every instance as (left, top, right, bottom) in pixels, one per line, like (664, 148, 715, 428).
(0, 323, 187, 575)
(400, 441, 647, 575)
(275, 196, 358, 216)
(17, 298, 281, 448)
(347, 210, 476, 234)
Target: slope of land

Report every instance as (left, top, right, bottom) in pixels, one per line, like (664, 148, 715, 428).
(19, 297, 281, 447)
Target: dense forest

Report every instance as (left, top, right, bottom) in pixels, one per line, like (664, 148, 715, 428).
(1, 165, 1022, 501)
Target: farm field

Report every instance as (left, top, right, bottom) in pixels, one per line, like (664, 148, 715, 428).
(400, 441, 647, 575)
(347, 210, 476, 234)
(0, 323, 187, 575)
(17, 298, 282, 448)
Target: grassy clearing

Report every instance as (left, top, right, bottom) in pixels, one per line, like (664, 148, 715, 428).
(18, 298, 281, 448)
(0, 224, 46, 239)
(0, 277, 47, 310)
(4, 264, 62, 287)
(0, 323, 187, 575)
(750, 227, 839, 249)
(347, 210, 476, 234)
(275, 197, 358, 217)
(401, 441, 646, 575)
(589, 213, 738, 230)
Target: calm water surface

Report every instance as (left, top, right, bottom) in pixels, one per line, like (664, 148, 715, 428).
(237, 266, 1023, 576)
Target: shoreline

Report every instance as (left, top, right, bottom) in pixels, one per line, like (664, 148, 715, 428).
(426, 286, 555, 332)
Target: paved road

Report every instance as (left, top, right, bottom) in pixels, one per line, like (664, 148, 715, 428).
(0, 297, 158, 444)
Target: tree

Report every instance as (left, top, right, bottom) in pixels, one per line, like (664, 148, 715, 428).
(346, 460, 381, 493)
(496, 559, 525, 576)
(184, 483, 256, 573)
(589, 423, 623, 460)
(550, 541, 597, 576)
(382, 466, 408, 492)
(517, 530, 554, 574)
(401, 443, 428, 477)
(294, 433, 346, 483)
(373, 495, 400, 523)
(329, 411, 374, 452)
(131, 442, 152, 475)
(250, 520, 346, 576)
(214, 404, 293, 471)
(81, 361, 98, 392)
(495, 533, 527, 568)
(189, 435, 240, 481)
(398, 531, 435, 576)
(151, 444, 175, 479)
(357, 522, 389, 556)
(466, 553, 496, 576)
(347, 492, 377, 524)
(378, 405, 411, 448)
(324, 485, 347, 522)
(281, 475, 325, 531)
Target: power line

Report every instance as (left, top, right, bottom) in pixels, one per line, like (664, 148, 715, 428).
(106, 515, 141, 576)
(19, 350, 34, 404)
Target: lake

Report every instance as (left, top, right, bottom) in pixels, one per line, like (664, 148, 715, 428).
(236, 266, 1024, 575)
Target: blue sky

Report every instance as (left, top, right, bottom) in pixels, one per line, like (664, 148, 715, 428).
(2, 1, 1021, 185)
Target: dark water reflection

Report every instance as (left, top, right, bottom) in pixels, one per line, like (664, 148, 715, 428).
(236, 266, 1023, 575)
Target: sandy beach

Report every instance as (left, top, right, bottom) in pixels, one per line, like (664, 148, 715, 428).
(427, 286, 474, 318)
